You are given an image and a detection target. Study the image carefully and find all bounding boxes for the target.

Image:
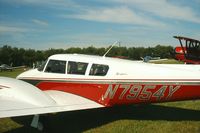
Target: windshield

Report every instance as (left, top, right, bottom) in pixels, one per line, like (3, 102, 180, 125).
(45, 59, 66, 74)
(37, 60, 47, 71)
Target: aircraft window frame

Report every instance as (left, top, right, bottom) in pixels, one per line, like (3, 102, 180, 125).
(44, 59, 66, 74)
(67, 61, 88, 75)
(89, 64, 109, 76)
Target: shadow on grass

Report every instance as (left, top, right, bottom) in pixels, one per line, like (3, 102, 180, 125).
(7, 104, 200, 133)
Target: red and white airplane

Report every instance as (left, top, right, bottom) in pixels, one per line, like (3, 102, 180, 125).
(1, 53, 200, 129)
(173, 36, 200, 64)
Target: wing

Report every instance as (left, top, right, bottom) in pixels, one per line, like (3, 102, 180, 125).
(0, 77, 104, 118)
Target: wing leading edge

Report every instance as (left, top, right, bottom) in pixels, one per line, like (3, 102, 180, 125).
(0, 77, 104, 118)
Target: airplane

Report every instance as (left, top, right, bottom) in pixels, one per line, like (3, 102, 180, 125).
(173, 36, 200, 64)
(0, 54, 200, 128)
(0, 64, 26, 72)
(0, 64, 13, 71)
(141, 56, 168, 63)
(1, 52, 200, 130)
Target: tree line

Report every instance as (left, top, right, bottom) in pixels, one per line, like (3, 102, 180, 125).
(0, 45, 174, 67)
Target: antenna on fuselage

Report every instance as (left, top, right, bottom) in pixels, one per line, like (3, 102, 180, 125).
(103, 41, 119, 57)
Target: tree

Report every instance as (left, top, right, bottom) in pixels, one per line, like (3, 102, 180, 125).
(0, 44, 174, 67)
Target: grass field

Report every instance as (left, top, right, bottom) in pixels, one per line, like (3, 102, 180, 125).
(0, 68, 27, 78)
(151, 59, 184, 64)
(1, 60, 200, 133)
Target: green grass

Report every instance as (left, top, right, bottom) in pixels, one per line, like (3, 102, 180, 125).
(0, 68, 27, 78)
(1, 64, 200, 133)
(151, 59, 184, 64)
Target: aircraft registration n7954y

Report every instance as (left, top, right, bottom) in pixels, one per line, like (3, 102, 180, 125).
(1, 54, 200, 129)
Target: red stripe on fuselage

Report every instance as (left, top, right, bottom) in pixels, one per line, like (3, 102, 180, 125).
(35, 81, 200, 107)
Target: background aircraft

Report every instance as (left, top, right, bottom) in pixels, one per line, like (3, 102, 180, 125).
(173, 36, 200, 64)
(0, 64, 13, 71)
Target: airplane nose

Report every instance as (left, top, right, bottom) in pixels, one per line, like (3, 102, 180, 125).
(16, 69, 40, 80)
(16, 73, 22, 79)
(16, 69, 31, 79)
(16, 72, 25, 79)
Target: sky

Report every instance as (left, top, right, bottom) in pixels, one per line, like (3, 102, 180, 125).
(0, 0, 200, 49)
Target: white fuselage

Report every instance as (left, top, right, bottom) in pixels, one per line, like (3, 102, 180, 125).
(16, 54, 200, 106)
(17, 54, 200, 81)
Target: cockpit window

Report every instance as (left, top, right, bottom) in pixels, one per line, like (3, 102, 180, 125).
(89, 64, 109, 76)
(37, 60, 47, 71)
(45, 59, 66, 74)
(67, 61, 88, 75)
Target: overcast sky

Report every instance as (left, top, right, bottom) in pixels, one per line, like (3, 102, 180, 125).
(0, 0, 200, 49)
